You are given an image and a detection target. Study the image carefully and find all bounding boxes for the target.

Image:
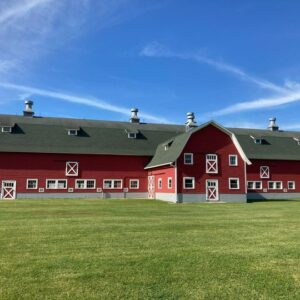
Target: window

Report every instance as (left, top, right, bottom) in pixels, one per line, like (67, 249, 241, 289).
(288, 181, 295, 190)
(158, 178, 162, 189)
(103, 179, 123, 189)
(260, 166, 270, 179)
(66, 162, 79, 176)
(229, 155, 238, 166)
(183, 177, 195, 189)
(27, 179, 38, 189)
(168, 177, 172, 189)
(2, 126, 12, 133)
(68, 129, 78, 136)
(129, 179, 139, 189)
(268, 181, 282, 190)
(46, 179, 67, 189)
(184, 153, 193, 165)
(75, 179, 96, 189)
(247, 181, 262, 190)
(128, 133, 136, 139)
(206, 154, 218, 173)
(229, 178, 239, 189)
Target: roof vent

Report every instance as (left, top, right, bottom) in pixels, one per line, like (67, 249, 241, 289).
(268, 117, 279, 131)
(130, 108, 140, 123)
(23, 100, 34, 117)
(185, 112, 197, 131)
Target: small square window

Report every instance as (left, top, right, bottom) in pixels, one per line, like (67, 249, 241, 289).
(2, 126, 12, 133)
(229, 178, 239, 189)
(288, 181, 295, 190)
(184, 153, 193, 165)
(128, 133, 137, 139)
(68, 129, 78, 136)
(183, 177, 195, 189)
(229, 155, 238, 166)
(27, 179, 38, 189)
(130, 179, 139, 189)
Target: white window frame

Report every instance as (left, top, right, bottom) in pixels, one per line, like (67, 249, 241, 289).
(168, 177, 172, 189)
(247, 181, 262, 190)
(2, 126, 12, 133)
(229, 178, 240, 190)
(260, 166, 270, 179)
(229, 155, 238, 166)
(184, 153, 194, 165)
(288, 181, 295, 190)
(66, 161, 79, 176)
(183, 177, 195, 189)
(68, 129, 78, 136)
(75, 179, 96, 189)
(128, 133, 137, 139)
(268, 181, 283, 190)
(103, 179, 123, 189)
(206, 154, 218, 174)
(26, 179, 38, 190)
(46, 179, 68, 190)
(158, 178, 162, 190)
(129, 179, 139, 189)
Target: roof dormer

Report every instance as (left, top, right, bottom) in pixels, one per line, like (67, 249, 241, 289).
(67, 128, 80, 136)
(1, 123, 15, 133)
(125, 128, 139, 139)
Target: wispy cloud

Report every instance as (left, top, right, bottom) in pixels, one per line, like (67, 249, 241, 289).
(0, 82, 171, 123)
(140, 42, 289, 94)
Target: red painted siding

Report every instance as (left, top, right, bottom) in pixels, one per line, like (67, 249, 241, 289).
(0, 152, 149, 194)
(148, 165, 176, 193)
(247, 159, 300, 193)
(177, 125, 246, 194)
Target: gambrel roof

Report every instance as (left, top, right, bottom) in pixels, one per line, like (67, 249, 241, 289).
(1, 114, 300, 165)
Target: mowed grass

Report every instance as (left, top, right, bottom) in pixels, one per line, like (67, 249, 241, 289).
(0, 199, 299, 300)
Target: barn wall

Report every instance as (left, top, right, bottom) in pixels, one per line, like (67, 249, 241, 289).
(0, 152, 150, 196)
(247, 159, 300, 194)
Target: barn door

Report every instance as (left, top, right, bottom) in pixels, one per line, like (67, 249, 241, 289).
(1, 181, 16, 200)
(148, 176, 155, 199)
(206, 180, 219, 201)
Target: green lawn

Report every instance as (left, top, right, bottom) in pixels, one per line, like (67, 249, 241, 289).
(0, 199, 299, 300)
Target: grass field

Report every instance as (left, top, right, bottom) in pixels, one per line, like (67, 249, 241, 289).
(0, 199, 299, 300)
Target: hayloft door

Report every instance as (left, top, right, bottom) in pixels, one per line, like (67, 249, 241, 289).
(1, 181, 16, 200)
(206, 180, 219, 201)
(148, 176, 155, 199)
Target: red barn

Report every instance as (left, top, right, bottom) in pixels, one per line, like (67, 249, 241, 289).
(0, 101, 299, 202)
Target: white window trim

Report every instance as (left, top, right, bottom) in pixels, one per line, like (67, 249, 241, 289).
(26, 179, 38, 190)
(46, 179, 68, 190)
(66, 161, 79, 176)
(288, 181, 295, 190)
(103, 179, 123, 189)
(206, 154, 218, 174)
(184, 153, 194, 165)
(129, 179, 139, 189)
(75, 179, 96, 189)
(229, 178, 240, 190)
(68, 129, 78, 136)
(158, 178, 162, 190)
(128, 133, 137, 139)
(260, 166, 270, 179)
(2, 126, 12, 133)
(168, 177, 172, 189)
(247, 181, 262, 190)
(229, 154, 238, 166)
(183, 177, 195, 189)
(268, 181, 283, 190)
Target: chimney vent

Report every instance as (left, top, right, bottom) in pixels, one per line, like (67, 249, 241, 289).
(23, 100, 34, 117)
(185, 112, 197, 131)
(130, 108, 140, 123)
(268, 117, 279, 131)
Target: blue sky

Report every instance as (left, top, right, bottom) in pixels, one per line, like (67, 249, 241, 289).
(1, 0, 300, 129)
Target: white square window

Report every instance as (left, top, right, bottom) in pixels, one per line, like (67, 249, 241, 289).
(66, 162, 79, 176)
(206, 154, 218, 174)
(168, 177, 172, 189)
(184, 153, 193, 165)
(68, 129, 78, 136)
(128, 133, 137, 139)
(260, 166, 270, 179)
(129, 179, 139, 189)
(27, 179, 38, 189)
(183, 177, 195, 189)
(288, 181, 295, 190)
(2, 126, 12, 133)
(229, 178, 239, 189)
(229, 155, 238, 166)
